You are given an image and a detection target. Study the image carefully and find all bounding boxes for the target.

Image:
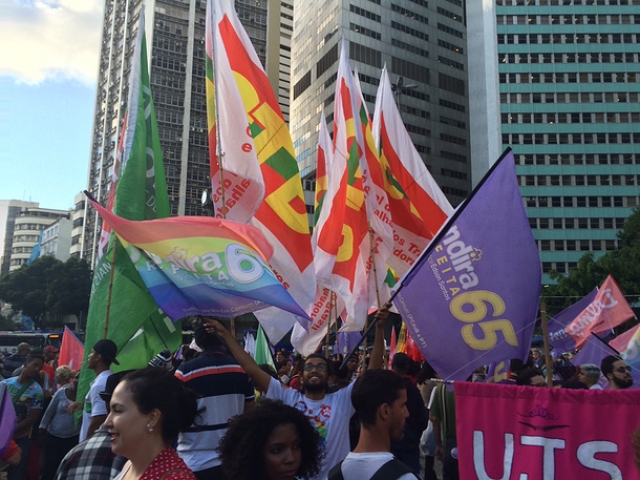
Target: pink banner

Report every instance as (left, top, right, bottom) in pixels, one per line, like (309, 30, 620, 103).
(566, 275, 635, 349)
(456, 382, 640, 479)
(610, 324, 640, 353)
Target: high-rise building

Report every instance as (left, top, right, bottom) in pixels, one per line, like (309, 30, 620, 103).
(469, 0, 640, 283)
(0, 200, 38, 275)
(7, 207, 70, 272)
(69, 192, 86, 259)
(289, 0, 472, 217)
(40, 218, 73, 263)
(83, 0, 290, 266)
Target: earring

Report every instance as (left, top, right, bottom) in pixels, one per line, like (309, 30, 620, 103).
(146, 423, 153, 434)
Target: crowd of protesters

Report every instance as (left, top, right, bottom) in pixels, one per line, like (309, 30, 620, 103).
(0, 311, 637, 480)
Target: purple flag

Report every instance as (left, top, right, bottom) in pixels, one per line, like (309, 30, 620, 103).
(572, 333, 618, 367)
(547, 288, 598, 353)
(393, 149, 541, 380)
(336, 331, 361, 357)
(0, 383, 17, 457)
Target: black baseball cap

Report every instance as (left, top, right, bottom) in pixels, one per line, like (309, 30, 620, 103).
(93, 339, 120, 366)
(99, 370, 134, 403)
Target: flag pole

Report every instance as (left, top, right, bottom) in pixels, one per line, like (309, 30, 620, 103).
(103, 242, 118, 339)
(540, 302, 554, 388)
(209, 0, 236, 336)
(359, 225, 384, 371)
(85, 190, 117, 340)
(209, 0, 227, 220)
(324, 291, 335, 358)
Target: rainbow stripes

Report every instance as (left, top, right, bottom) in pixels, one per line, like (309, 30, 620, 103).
(87, 194, 309, 321)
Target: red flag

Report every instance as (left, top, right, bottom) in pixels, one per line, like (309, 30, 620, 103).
(206, 0, 315, 342)
(566, 275, 635, 348)
(372, 67, 453, 276)
(58, 327, 84, 372)
(315, 41, 373, 331)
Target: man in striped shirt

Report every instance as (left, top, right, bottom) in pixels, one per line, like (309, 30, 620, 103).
(175, 317, 255, 480)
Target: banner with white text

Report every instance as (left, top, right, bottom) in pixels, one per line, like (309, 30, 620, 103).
(456, 382, 640, 479)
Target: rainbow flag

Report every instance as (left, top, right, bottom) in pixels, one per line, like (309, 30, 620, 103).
(206, 0, 315, 342)
(372, 67, 453, 276)
(86, 194, 310, 321)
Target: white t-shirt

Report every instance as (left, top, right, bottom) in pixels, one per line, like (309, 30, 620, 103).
(266, 379, 355, 480)
(339, 452, 420, 480)
(79, 370, 112, 442)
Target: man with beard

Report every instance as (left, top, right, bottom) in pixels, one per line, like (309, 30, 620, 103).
(328, 369, 419, 480)
(205, 303, 390, 480)
(601, 355, 633, 390)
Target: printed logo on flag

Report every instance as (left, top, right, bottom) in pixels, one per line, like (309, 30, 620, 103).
(427, 226, 483, 300)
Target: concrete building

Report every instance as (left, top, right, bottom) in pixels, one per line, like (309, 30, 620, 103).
(8, 207, 69, 272)
(289, 0, 472, 219)
(83, 0, 292, 266)
(69, 192, 86, 259)
(40, 218, 73, 263)
(469, 0, 640, 283)
(0, 200, 39, 275)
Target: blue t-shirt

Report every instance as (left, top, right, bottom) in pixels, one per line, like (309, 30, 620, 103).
(1, 376, 44, 437)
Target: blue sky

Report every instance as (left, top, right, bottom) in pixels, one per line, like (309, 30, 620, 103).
(1, 0, 104, 211)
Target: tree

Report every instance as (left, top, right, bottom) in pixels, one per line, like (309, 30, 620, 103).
(0, 256, 92, 330)
(543, 208, 640, 317)
(46, 257, 92, 328)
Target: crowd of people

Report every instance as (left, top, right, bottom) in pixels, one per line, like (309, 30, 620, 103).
(0, 309, 637, 480)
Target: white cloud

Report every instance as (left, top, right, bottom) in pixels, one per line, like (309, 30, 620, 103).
(0, 0, 104, 85)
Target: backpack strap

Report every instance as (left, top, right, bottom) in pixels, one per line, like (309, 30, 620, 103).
(11, 379, 35, 405)
(371, 459, 414, 480)
(329, 457, 414, 480)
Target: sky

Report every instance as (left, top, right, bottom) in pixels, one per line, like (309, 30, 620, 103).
(1, 0, 105, 211)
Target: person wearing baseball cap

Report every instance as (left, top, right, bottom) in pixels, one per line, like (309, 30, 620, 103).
(56, 371, 131, 480)
(69, 339, 120, 443)
(41, 346, 60, 398)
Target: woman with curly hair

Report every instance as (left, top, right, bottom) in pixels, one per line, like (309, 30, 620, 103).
(218, 400, 323, 480)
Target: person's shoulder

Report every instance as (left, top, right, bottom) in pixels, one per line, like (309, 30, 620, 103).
(29, 381, 44, 394)
(164, 471, 196, 480)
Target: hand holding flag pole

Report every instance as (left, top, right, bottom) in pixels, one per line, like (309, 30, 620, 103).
(339, 302, 392, 370)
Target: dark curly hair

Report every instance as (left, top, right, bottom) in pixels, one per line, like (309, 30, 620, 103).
(121, 367, 198, 446)
(218, 400, 323, 480)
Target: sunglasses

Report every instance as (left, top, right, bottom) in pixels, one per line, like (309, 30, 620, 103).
(304, 363, 327, 372)
(616, 365, 632, 373)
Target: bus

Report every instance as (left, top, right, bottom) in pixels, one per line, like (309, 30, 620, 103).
(0, 331, 63, 355)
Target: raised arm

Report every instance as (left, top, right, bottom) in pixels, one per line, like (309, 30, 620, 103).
(205, 318, 273, 393)
(368, 302, 391, 370)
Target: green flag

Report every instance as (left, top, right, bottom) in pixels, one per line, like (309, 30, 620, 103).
(254, 324, 275, 370)
(78, 7, 181, 406)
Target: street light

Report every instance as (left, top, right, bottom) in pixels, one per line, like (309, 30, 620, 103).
(391, 76, 418, 124)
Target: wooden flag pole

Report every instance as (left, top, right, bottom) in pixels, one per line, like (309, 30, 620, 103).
(540, 302, 554, 388)
(359, 225, 384, 373)
(325, 292, 334, 358)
